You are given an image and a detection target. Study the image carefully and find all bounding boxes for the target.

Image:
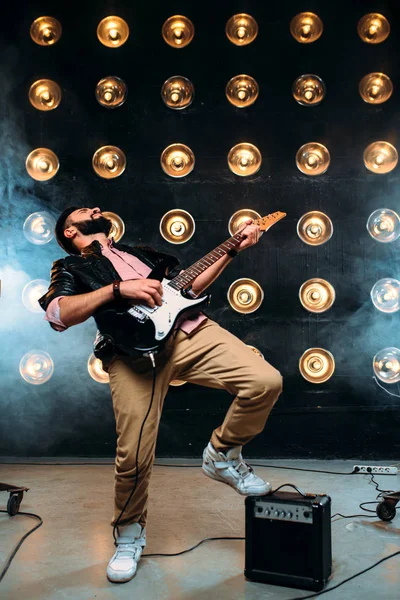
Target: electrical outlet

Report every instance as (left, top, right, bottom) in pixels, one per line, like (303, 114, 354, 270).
(353, 465, 398, 475)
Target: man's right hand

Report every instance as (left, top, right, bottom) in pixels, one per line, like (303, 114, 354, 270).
(119, 279, 163, 308)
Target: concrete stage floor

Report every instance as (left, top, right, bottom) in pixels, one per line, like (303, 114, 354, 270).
(0, 459, 399, 599)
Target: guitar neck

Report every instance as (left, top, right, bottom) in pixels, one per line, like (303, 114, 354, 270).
(168, 233, 243, 291)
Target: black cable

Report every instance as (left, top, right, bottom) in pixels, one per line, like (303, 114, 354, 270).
(112, 354, 157, 545)
(331, 512, 376, 520)
(0, 510, 43, 583)
(142, 536, 399, 599)
(142, 536, 245, 558)
(0, 462, 357, 476)
(358, 474, 395, 515)
(153, 463, 357, 475)
(253, 464, 357, 475)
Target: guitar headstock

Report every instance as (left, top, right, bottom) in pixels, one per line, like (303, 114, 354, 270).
(255, 211, 287, 232)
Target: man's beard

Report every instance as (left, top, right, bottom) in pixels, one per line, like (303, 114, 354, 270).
(72, 216, 113, 237)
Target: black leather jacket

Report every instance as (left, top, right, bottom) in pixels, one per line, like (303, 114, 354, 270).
(38, 240, 180, 330)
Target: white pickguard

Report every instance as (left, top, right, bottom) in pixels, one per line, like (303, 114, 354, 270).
(127, 278, 206, 341)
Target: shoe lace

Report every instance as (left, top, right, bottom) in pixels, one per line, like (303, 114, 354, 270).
(115, 542, 143, 561)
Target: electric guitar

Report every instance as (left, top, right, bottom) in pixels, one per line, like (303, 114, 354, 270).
(95, 211, 286, 357)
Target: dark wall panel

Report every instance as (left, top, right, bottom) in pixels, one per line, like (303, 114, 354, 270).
(1, 0, 399, 458)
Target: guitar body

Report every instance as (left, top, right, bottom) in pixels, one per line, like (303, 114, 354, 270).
(95, 276, 210, 356)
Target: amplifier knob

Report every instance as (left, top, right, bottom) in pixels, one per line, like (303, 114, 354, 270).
(265, 509, 270, 516)
(280, 511, 286, 518)
(274, 510, 280, 517)
(287, 512, 293, 519)
(257, 506, 263, 513)
(303, 511, 311, 518)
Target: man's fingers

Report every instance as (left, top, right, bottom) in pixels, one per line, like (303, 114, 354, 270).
(147, 279, 163, 294)
(150, 290, 163, 306)
(141, 292, 156, 308)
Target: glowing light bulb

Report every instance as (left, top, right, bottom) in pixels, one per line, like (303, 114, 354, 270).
(22, 279, 49, 312)
(23, 211, 55, 245)
(371, 278, 400, 312)
(20, 350, 54, 385)
(373, 347, 400, 383)
(88, 353, 109, 383)
(367, 209, 400, 243)
(171, 221, 185, 235)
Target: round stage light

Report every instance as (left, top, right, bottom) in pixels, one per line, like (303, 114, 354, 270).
(23, 211, 55, 245)
(226, 75, 259, 108)
(299, 348, 335, 384)
(366, 209, 400, 243)
(29, 79, 62, 111)
(373, 347, 400, 384)
(299, 279, 335, 313)
(371, 279, 400, 313)
(227, 279, 264, 314)
(292, 74, 326, 106)
(359, 73, 393, 104)
(92, 146, 126, 178)
(297, 212, 333, 246)
(97, 16, 129, 48)
(363, 142, 398, 174)
(88, 353, 109, 384)
(101, 211, 125, 243)
(161, 76, 194, 110)
(225, 14, 258, 46)
(162, 15, 194, 48)
(247, 345, 264, 360)
(30, 16, 62, 46)
(159, 209, 195, 244)
(227, 143, 262, 177)
(20, 350, 54, 385)
(95, 76, 127, 108)
(26, 148, 59, 181)
(296, 143, 330, 176)
(358, 13, 390, 44)
(22, 280, 49, 313)
(228, 209, 261, 236)
(160, 144, 195, 178)
(170, 379, 187, 386)
(290, 12, 323, 43)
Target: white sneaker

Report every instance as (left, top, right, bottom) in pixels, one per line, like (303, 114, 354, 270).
(107, 523, 146, 583)
(202, 442, 272, 495)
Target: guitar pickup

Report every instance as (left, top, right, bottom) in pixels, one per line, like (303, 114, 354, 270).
(129, 307, 149, 322)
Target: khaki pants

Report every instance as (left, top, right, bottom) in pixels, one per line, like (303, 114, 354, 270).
(107, 318, 282, 527)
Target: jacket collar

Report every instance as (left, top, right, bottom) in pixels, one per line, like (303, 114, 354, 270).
(80, 239, 115, 256)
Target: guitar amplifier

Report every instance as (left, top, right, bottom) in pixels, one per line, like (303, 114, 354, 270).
(245, 491, 332, 591)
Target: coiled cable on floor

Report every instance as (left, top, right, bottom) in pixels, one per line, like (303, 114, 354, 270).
(0, 510, 43, 583)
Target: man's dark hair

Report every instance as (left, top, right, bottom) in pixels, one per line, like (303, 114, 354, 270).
(55, 206, 81, 255)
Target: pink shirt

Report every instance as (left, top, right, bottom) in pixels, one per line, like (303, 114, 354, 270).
(45, 242, 206, 334)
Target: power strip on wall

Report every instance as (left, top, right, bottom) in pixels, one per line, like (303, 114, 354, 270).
(353, 465, 398, 475)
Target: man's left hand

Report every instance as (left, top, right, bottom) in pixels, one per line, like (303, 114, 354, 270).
(236, 219, 261, 252)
